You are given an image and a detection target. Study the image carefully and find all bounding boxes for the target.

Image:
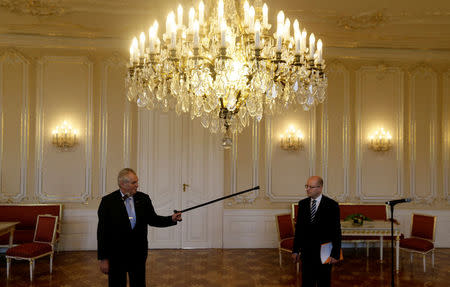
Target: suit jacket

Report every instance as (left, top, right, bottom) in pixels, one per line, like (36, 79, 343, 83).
(97, 190, 176, 262)
(292, 195, 341, 260)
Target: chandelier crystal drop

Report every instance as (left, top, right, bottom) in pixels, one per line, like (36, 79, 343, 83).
(126, 0, 327, 139)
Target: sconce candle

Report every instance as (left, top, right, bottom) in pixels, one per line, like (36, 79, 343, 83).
(369, 128, 392, 151)
(280, 125, 303, 151)
(52, 121, 78, 149)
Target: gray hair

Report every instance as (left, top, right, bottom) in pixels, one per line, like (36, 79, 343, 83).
(117, 168, 136, 186)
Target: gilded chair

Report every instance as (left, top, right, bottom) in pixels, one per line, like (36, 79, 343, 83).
(291, 203, 299, 225)
(399, 213, 436, 272)
(275, 213, 299, 272)
(6, 214, 59, 281)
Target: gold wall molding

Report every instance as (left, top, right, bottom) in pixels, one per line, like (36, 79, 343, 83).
(409, 65, 438, 204)
(230, 120, 259, 204)
(0, 0, 66, 16)
(321, 62, 350, 202)
(443, 69, 450, 201)
(337, 9, 389, 30)
(356, 65, 404, 202)
(35, 56, 93, 203)
(99, 53, 129, 197)
(0, 49, 29, 202)
(265, 109, 316, 202)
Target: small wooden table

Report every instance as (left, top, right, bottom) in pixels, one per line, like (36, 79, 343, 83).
(0, 221, 20, 248)
(341, 220, 401, 271)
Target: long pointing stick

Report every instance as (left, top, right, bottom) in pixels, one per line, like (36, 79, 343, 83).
(174, 186, 260, 213)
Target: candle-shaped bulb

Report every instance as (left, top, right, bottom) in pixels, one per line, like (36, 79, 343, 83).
(309, 33, 315, 58)
(301, 29, 307, 52)
(177, 4, 183, 27)
(189, 7, 195, 29)
(129, 44, 134, 64)
(220, 20, 227, 48)
(277, 11, 285, 27)
(317, 39, 323, 62)
(243, 1, 249, 27)
(255, 20, 261, 49)
(249, 6, 255, 32)
(263, 3, 268, 27)
(218, 0, 224, 23)
(132, 37, 138, 60)
(284, 18, 290, 40)
(293, 19, 299, 33)
(193, 20, 199, 48)
(199, 1, 204, 24)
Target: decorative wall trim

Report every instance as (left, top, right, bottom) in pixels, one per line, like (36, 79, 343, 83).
(223, 209, 288, 248)
(0, 49, 29, 202)
(223, 208, 450, 249)
(356, 66, 404, 201)
(35, 56, 93, 202)
(59, 209, 97, 251)
(265, 110, 316, 202)
(409, 66, 438, 203)
(321, 63, 350, 201)
(99, 54, 128, 197)
(443, 70, 449, 201)
(230, 120, 259, 204)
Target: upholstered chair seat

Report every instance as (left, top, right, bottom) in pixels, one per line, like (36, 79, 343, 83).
(399, 214, 436, 272)
(6, 214, 58, 281)
(276, 213, 299, 273)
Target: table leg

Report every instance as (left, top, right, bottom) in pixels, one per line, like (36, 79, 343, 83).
(9, 226, 15, 248)
(396, 235, 400, 272)
(380, 235, 383, 261)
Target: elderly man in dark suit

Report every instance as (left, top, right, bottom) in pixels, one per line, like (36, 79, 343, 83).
(292, 176, 342, 287)
(97, 168, 182, 287)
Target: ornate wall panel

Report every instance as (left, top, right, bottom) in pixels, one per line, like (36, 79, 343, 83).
(356, 66, 404, 201)
(0, 49, 29, 202)
(443, 70, 449, 201)
(321, 63, 350, 201)
(231, 120, 259, 204)
(409, 66, 437, 203)
(35, 56, 92, 202)
(99, 54, 130, 197)
(138, 110, 182, 248)
(265, 109, 316, 202)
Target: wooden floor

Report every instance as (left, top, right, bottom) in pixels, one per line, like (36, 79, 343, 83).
(1, 248, 449, 287)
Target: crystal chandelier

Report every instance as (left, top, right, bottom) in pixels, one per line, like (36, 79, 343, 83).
(126, 0, 327, 145)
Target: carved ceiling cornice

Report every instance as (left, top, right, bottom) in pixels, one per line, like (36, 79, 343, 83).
(0, 0, 66, 16)
(337, 9, 389, 30)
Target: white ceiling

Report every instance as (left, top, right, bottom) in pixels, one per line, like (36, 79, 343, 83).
(0, 0, 449, 51)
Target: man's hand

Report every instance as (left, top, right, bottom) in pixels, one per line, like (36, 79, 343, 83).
(291, 253, 300, 263)
(172, 212, 182, 222)
(328, 257, 339, 264)
(99, 259, 109, 274)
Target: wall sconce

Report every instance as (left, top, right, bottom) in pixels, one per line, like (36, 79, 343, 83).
(369, 128, 392, 151)
(280, 125, 303, 151)
(52, 121, 78, 149)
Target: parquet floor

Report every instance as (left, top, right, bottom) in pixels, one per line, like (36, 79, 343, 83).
(1, 248, 449, 287)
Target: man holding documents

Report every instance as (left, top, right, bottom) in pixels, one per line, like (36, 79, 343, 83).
(292, 176, 342, 287)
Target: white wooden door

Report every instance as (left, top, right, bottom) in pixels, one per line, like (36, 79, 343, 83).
(138, 110, 223, 249)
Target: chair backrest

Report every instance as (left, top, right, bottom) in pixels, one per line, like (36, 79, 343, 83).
(339, 203, 388, 220)
(291, 203, 299, 224)
(33, 214, 58, 245)
(411, 214, 436, 242)
(276, 214, 294, 240)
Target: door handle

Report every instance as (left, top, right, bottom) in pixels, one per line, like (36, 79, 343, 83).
(183, 183, 189, 192)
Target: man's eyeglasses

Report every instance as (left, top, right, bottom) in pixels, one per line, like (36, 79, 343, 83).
(305, 185, 322, 189)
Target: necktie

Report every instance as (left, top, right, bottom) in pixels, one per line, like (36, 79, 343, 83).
(310, 199, 317, 222)
(124, 196, 136, 229)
